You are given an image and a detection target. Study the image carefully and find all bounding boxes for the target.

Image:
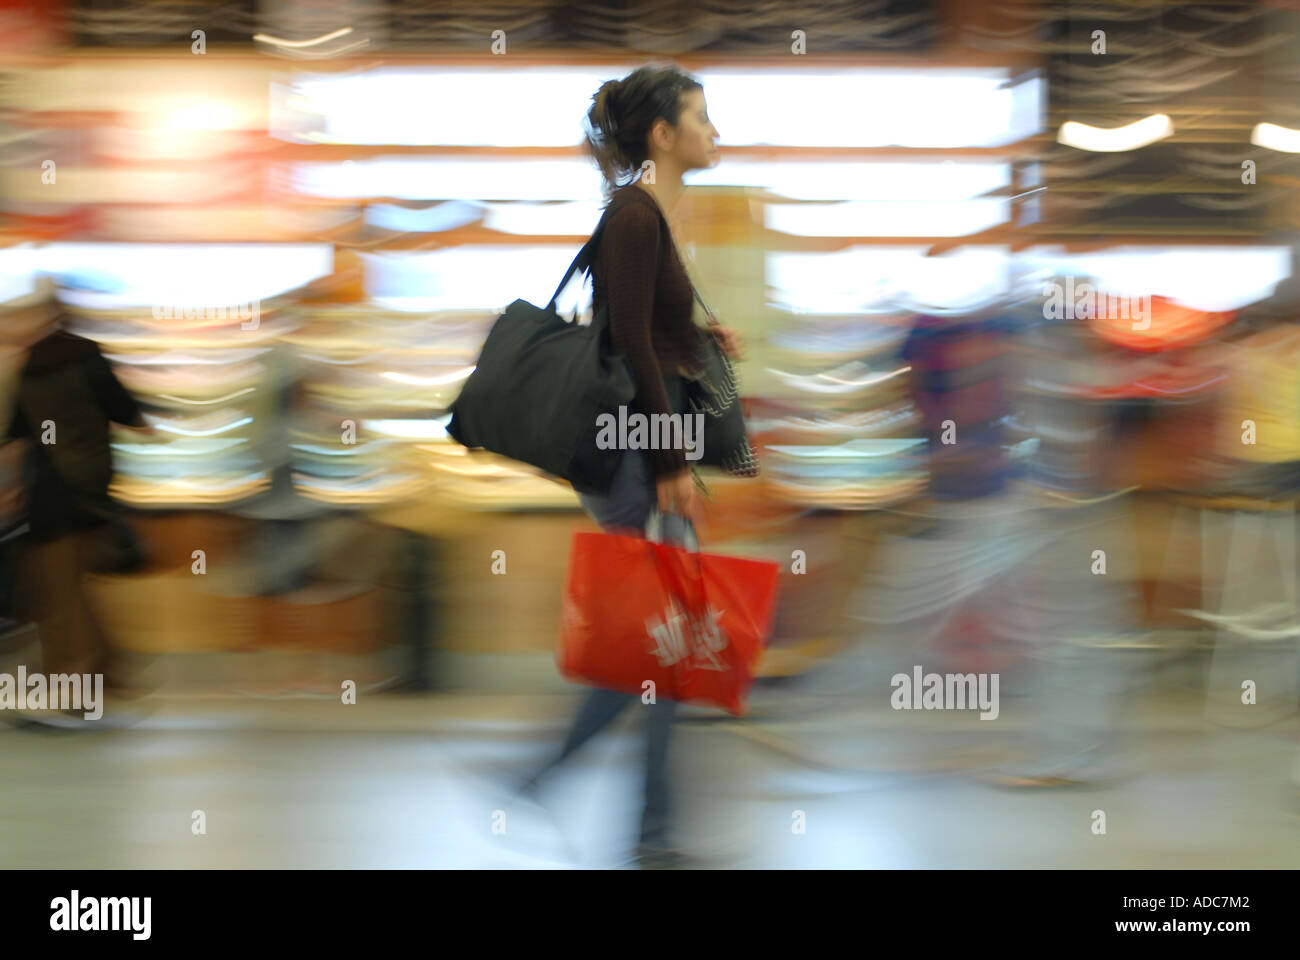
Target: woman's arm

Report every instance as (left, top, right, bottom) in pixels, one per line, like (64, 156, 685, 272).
(601, 200, 688, 478)
(84, 344, 156, 435)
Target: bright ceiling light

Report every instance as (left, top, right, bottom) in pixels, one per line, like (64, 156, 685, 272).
(1251, 122, 1300, 153)
(159, 99, 241, 132)
(275, 66, 1041, 148)
(253, 27, 354, 48)
(1057, 114, 1173, 152)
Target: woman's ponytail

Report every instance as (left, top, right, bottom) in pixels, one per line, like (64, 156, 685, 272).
(584, 65, 701, 202)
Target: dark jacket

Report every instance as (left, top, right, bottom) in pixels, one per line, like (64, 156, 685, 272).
(6, 328, 143, 541)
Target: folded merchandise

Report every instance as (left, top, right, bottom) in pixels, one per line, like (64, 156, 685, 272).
(300, 373, 463, 414)
(752, 403, 919, 447)
(111, 436, 260, 479)
(136, 407, 254, 436)
(765, 438, 927, 482)
(290, 439, 394, 482)
(101, 347, 272, 368)
(110, 359, 266, 397)
(763, 473, 928, 510)
(766, 360, 912, 404)
(112, 471, 272, 507)
(292, 469, 428, 506)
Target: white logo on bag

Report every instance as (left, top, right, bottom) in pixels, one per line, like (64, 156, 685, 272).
(646, 598, 729, 670)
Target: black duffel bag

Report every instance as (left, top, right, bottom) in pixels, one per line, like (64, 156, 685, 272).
(446, 210, 641, 495)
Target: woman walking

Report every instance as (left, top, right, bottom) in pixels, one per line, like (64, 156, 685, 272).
(515, 63, 742, 869)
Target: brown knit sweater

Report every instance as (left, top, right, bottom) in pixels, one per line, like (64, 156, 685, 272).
(591, 183, 701, 478)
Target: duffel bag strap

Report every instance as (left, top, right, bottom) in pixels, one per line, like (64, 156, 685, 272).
(548, 214, 608, 309)
(548, 189, 668, 316)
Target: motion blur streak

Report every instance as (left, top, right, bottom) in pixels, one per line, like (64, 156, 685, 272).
(1, 0, 1299, 870)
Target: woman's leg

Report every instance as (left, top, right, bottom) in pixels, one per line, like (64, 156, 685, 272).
(531, 687, 635, 785)
(551, 448, 696, 853)
(526, 451, 655, 788)
(640, 694, 679, 849)
(639, 497, 695, 850)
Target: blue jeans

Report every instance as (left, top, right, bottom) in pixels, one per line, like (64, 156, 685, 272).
(536, 448, 696, 850)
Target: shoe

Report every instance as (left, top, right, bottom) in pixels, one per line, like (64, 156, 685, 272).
(516, 775, 543, 800)
(974, 751, 1118, 789)
(976, 770, 1081, 789)
(492, 761, 541, 799)
(634, 845, 698, 870)
(491, 767, 583, 866)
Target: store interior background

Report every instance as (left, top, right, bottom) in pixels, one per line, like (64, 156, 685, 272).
(1, 0, 1299, 868)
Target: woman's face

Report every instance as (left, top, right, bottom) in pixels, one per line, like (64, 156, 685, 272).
(665, 89, 720, 171)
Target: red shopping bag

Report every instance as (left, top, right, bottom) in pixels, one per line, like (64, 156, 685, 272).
(559, 529, 780, 716)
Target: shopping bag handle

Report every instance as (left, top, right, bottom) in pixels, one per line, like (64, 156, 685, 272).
(645, 505, 700, 554)
(645, 506, 707, 622)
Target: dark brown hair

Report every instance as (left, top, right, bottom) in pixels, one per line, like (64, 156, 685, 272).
(584, 63, 703, 202)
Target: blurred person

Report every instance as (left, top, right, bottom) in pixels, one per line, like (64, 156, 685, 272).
(513, 63, 742, 869)
(4, 289, 155, 698)
(0, 438, 25, 635)
(969, 305, 1145, 787)
(851, 299, 1145, 787)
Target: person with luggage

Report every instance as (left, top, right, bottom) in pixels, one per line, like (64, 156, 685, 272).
(513, 64, 741, 868)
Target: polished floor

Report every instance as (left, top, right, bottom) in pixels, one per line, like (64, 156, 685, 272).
(1, 681, 1297, 869)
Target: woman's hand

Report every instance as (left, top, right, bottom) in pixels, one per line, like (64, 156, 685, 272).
(656, 468, 698, 520)
(708, 322, 745, 361)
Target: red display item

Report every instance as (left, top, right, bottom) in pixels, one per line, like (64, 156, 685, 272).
(1089, 295, 1234, 352)
(0, 0, 65, 53)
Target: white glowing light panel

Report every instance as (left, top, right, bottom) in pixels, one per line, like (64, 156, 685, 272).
(0, 244, 334, 308)
(766, 246, 1294, 315)
(272, 66, 1044, 148)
